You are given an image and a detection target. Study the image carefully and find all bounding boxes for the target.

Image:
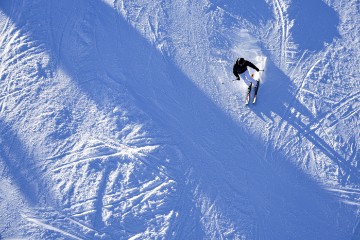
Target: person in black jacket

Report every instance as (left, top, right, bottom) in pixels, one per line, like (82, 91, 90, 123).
(233, 57, 259, 86)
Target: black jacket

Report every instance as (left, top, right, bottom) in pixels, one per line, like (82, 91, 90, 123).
(233, 60, 259, 77)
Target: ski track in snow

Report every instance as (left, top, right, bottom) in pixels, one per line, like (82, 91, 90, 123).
(0, 0, 359, 239)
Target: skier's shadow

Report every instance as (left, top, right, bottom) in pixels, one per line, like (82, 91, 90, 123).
(253, 60, 358, 186)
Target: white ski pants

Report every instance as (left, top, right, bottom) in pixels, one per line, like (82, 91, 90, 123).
(240, 70, 258, 87)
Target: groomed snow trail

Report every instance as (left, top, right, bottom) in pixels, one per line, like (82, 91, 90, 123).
(0, 0, 359, 239)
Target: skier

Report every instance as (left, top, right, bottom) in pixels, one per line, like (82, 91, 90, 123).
(233, 57, 261, 104)
(233, 57, 259, 86)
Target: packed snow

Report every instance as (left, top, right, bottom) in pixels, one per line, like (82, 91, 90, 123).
(0, 0, 359, 239)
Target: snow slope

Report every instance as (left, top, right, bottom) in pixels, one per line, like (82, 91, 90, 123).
(0, 0, 359, 239)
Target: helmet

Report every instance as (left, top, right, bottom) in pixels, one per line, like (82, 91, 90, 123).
(237, 58, 245, 65)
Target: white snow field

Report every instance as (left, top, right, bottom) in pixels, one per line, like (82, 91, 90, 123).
(0, 0, 359, 239)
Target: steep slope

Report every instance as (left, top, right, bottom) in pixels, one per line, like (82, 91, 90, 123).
(0, 0, 359, 239)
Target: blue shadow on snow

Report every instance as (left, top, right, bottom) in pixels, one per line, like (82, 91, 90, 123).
(289, 0, 340, 51)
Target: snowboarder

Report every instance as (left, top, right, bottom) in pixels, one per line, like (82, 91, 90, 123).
(233, 57, 259, 86)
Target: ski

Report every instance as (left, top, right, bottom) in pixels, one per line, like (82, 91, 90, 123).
(253, 80, 260, 104)
(245, 83, 252, 105)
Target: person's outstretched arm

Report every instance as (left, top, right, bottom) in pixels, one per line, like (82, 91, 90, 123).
(246, 61, 259, 72)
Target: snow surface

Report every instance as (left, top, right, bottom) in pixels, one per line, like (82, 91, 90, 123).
(0, 0, 359, 239)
